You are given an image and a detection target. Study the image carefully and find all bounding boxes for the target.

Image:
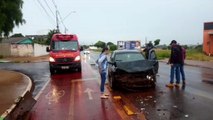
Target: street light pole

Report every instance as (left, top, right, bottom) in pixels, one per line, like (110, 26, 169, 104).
(56, 10, 60, 33)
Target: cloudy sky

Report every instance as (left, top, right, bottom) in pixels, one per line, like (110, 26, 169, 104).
(13, 0, 213, 45)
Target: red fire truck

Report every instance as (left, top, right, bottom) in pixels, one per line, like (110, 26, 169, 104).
(46, 34, 83, 74)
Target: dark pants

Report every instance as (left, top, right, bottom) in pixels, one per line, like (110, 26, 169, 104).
(170, 64, 180, 84)
(180, 64, 185, 82)
(100, 71, 107, 93)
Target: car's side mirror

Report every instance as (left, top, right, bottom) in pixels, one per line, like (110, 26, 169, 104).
(46, 47, 50, 52)
(108, 61, 116, 66)
(80, 46, 83, 51)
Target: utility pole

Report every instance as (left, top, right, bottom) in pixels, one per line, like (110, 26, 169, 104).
(56, 10, 60, 33)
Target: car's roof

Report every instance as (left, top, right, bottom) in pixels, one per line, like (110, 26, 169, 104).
(113, 49, 142, 53)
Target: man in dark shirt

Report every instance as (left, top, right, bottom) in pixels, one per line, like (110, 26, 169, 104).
(180, 46, 186, 85)
(166, 40, 183, 87)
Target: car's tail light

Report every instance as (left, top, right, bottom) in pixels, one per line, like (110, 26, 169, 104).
(56, 35, 73, 40)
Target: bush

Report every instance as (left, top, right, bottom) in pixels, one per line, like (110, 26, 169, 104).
(156, 49, 170, 60)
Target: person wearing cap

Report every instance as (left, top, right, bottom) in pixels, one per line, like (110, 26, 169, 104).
(97, 47, 110, 99)
(143, 42, 154, 59)
(180, 46, 186, 85)
(166, 40, 183, 87)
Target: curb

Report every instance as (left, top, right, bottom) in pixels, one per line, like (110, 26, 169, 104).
(159, 60, 213, 70)
(0, 71, 33, 120)
(0, 60, 10, 63)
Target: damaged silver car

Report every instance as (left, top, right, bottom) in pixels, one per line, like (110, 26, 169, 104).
(108, 49, 158, 90)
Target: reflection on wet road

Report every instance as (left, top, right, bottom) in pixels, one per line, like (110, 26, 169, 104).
(27, 54, 123, 120)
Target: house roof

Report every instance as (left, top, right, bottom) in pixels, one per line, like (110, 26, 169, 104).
(208, 31, 213, 35)
(26, 35, 48, 39)
(1, 37, 33, 44)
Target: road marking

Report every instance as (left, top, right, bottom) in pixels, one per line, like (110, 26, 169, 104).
(113, 96, 135, 116)
(123, 105, 135, 115)
(71, 77, 99, 83)
(45, 90, 65, 104)
(68, 82, 75, 120)
(35, 80, 50, 100)
(84, 88, 94, 100)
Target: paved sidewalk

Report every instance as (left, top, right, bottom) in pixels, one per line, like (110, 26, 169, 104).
(0, 70, 32, 119)
(184, 60, 213, 69)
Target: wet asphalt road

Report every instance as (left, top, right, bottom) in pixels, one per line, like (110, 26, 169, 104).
(113, 64, 213, 120)
(0, 53, 213, 120)
(0, 62, 50, 97)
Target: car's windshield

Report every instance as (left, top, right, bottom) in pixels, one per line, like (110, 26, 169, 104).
(52, 41, 78, 51)
(115, 52, 145, 62)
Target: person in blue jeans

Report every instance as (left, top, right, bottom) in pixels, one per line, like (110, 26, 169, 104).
(166, 40, 183, 87)
(180, 46, 186, 85)
(98, 47, 109, 99)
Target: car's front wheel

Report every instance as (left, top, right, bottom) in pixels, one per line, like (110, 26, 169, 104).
(50, 67, 56, 74)
(108, 73, 117, 90)
(77, 67, 81, 72)
(151, 75, 157, 88)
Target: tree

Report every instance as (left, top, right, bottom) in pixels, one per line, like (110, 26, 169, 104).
(94, 41, 106, 48)
(10, 33, 24, 37)
(82, 45, 89, 49)
(106, 42, 117, 51)
(154, 39, 160, 46)
(46, 29, 58, 45)
(0, 0, 25, 37)
(109, 44, 117, 51)
(107, 42, 114, 46)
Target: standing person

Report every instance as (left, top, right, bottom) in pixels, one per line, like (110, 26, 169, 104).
(143, 42, 154, 59)
(166, 40, 183, 87)
(98, 47, 109, 99)
(180, 46, 186, 85)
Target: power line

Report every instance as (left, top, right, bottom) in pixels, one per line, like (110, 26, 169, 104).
(51, 0, 60, 32)
(36, 0, 55, 23)
(62, 11, 76, 22)
(44, 0, 55, 17)
(51, 0, 57, 8)
(58, 11, 68, 33)
(51, 0, 68, 33)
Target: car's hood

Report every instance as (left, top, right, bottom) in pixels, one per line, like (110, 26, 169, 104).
(116, 60, 157, 73)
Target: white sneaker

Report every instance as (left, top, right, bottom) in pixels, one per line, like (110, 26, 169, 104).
(104, 93, 109, 96)
(100, 95, 108, 99)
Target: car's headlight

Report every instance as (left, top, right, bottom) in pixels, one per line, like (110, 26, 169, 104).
(49, 57, 55, 62)
(146, 75, 153, 81)
(74, 56, 81, 61)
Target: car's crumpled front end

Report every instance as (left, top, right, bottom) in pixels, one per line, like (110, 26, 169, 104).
(113, 60, 157, 87)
